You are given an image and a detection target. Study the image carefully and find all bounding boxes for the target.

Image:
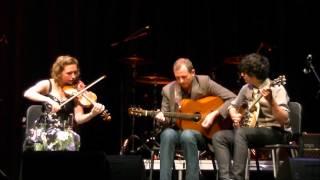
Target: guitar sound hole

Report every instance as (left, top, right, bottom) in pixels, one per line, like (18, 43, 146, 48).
(194, 112, 201, 122)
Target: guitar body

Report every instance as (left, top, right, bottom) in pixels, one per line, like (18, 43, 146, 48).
(176, 96, 232, 139)
(239, 102, 260, 128)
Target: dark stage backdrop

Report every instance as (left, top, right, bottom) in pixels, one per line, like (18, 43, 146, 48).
(1, 0, 319, 179)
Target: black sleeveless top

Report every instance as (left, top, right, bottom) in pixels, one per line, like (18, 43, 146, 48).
(46, 79, 75, 122)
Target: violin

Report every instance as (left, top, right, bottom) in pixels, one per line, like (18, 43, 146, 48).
(62, 75, 111, 121)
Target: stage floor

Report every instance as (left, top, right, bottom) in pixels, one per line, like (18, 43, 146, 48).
(144, 159, 276, 180)
(144, 159, 276, 171)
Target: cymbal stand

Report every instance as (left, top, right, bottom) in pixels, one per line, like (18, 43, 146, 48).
(150, 83, 162, 139)
(119, 63, 139, 155)
(129, 63, 138, 153)
(127, 83, 161, 153)
(114, 26, 151, 155)
(148, 83, 161, 180)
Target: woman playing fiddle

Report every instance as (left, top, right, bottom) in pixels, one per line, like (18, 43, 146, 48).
(23, 55, 105, 151)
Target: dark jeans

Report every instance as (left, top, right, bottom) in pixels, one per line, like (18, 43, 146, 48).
(212, 127, 289, 180)
(159, 128, 206, 180)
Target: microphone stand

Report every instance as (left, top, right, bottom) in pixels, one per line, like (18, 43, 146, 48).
(130, 64, 137, 153)
(306, 59, 320, 99)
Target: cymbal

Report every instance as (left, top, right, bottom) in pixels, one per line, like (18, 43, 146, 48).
(223, 55, 244, 65)
(136, 75, 171, 85)
(120, 55, 151, 65)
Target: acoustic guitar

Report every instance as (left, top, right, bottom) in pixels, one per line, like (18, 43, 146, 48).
(128, 96, 232, 139)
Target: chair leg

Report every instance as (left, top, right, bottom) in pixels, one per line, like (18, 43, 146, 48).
(149, 149, 155, 180)
(178, 169, 183, 180)
(209, 151, 218, 180)
(271, 148, 281, 179)
(275, 148, 281, 178)
(251, 149, 261, 172)
(212, 158, 219, 180)
(245, 149, 250, 180)
(290, 148, 298, 158)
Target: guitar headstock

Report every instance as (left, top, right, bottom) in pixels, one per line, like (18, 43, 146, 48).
(128, 107, 145, 117)
(271, 75, 286, 87)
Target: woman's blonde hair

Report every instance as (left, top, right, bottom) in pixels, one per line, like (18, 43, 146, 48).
(51, 55, 80, 85)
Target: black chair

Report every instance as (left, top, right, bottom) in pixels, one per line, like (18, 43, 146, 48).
(247, 101, 302, 179)
(22, 105, 43, 151)
(25, 105, 43, 131)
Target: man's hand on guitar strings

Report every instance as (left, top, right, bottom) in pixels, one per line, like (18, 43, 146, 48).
(260, 87, 273, 103)
(155, 110, 166, 122)
(201, 110, 219, 129)
(229, 107, 242, 128)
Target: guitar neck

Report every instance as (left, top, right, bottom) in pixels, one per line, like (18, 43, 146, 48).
(144, 110, 201, 121)
(248, 94, 263, 111)
(249, 75, 286, 110)
(248, 80, 274, 111)
(128, 96, 227, 139)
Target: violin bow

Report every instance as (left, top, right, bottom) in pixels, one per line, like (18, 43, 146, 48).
(59, 75, 106, 107)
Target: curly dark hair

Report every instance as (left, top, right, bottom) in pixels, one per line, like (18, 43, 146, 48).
(238, 53, 270, 80)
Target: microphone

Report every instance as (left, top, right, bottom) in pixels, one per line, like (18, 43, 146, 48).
(303, 54, 312, 74)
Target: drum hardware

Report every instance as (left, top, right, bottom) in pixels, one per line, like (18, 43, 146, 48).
(0, 168, 7, 179)
(136, 75, 170, 86)
(111, 25, 151, 47)
(123, 75, 169, 155)
(120, 55, 152, 66)
(119, 72, 169, 155)
(114, 25, 158, 154)
(119, 55, 154, 154)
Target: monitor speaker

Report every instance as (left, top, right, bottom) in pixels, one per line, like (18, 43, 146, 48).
(20, 151, 109, 180)
(106, 155, 146, 180)
(276, 158, 320, 180)
(300, 133, 320, 158)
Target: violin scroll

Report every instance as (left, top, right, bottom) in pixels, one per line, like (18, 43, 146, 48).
(101, 109, 112, 121)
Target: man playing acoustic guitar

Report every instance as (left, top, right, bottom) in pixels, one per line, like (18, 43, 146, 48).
(212, 53, 292, 180)
(155, 57, 236, 180)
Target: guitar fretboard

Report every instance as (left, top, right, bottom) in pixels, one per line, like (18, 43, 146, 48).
(144, 111, 201, 121)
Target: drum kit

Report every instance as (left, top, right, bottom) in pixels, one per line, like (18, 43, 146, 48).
(111, 25, 169, 155)
(119, 54, 171, 156)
